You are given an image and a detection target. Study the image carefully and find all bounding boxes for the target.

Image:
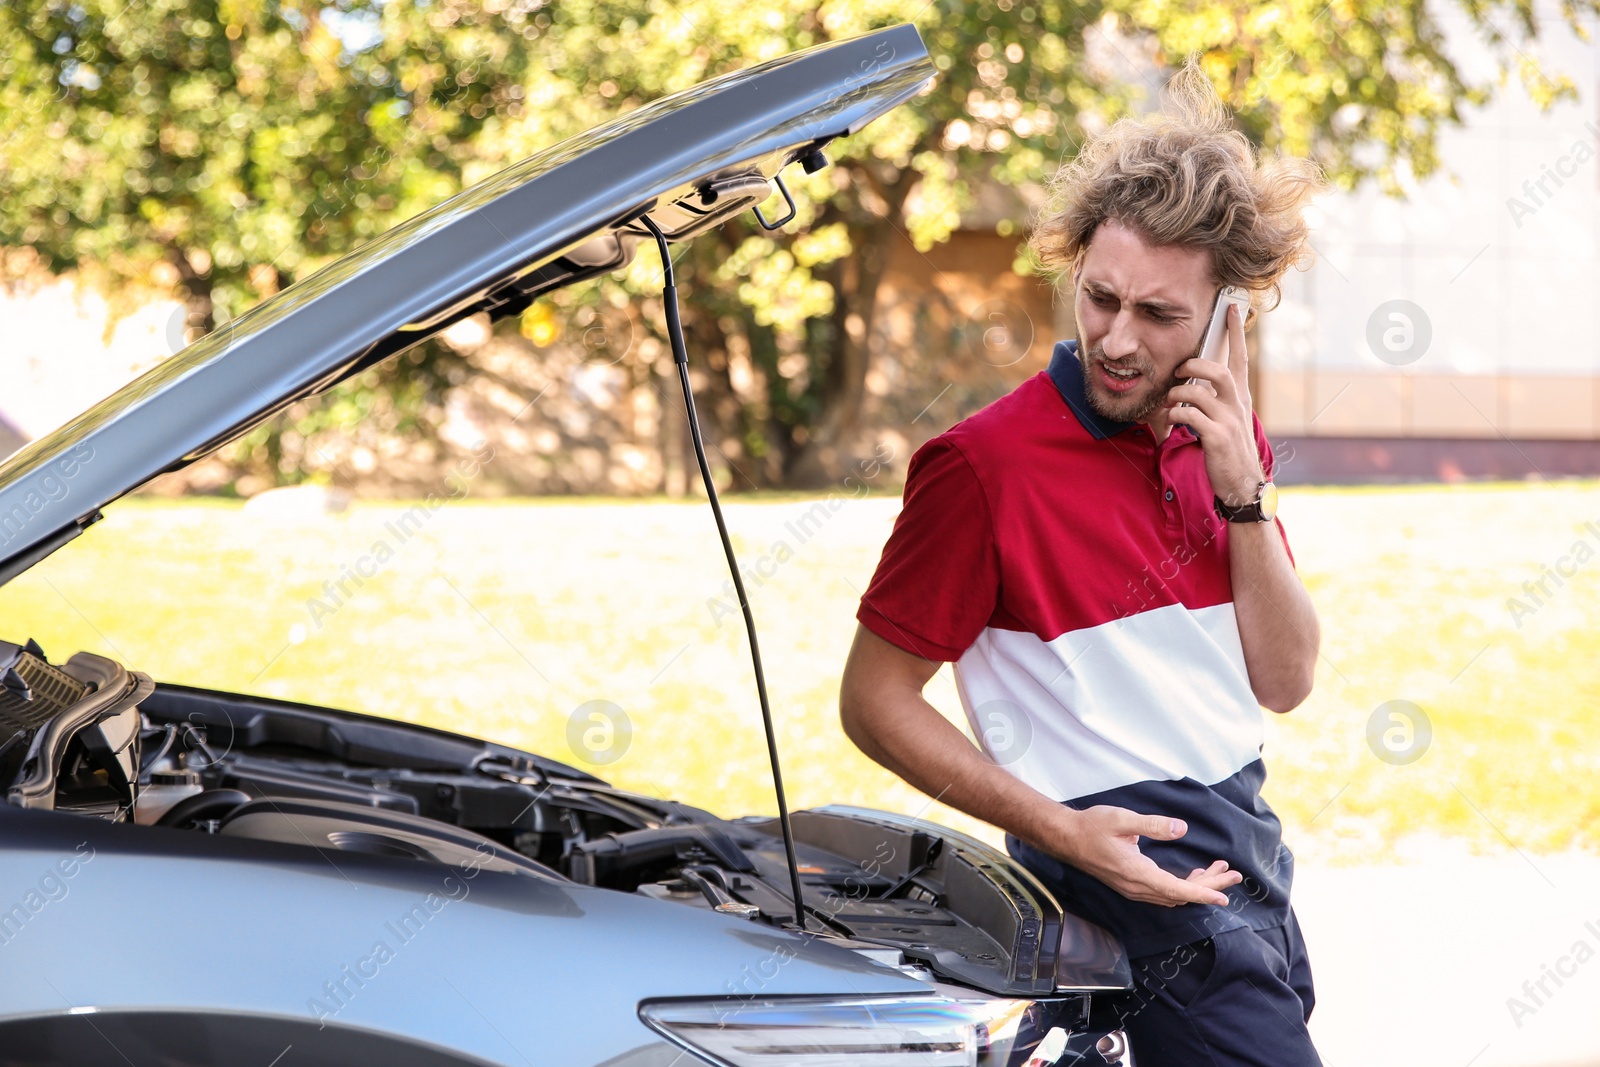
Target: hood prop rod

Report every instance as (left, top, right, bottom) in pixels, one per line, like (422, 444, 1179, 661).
(639, 213, 809, 931)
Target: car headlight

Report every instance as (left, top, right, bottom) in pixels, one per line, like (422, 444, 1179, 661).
(640, 994, 1052, 1067)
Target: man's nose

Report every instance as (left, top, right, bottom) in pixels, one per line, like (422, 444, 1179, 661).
(1103, 309, 1140, 360)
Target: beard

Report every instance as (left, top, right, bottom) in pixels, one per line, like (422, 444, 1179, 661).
(1077, 335, 1200, 424)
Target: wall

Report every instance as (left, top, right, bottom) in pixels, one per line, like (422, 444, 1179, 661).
(1258, 2, 1600, 479)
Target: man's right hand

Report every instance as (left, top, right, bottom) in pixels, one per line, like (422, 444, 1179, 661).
(840, 625, 1242, 909)
(1047, 804, 1243, 907)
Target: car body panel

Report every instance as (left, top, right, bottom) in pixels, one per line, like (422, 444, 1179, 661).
(0, 802, 927, 1067)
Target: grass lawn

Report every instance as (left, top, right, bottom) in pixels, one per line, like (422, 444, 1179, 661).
(1, 480, 1595, 865)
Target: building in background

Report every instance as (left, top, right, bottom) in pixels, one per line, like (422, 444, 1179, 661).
(1257, 5, 1600, 482)
(905, 6, 1600, 484)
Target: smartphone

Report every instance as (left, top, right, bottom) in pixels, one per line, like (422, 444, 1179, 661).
(1177, 286, 1250, 406)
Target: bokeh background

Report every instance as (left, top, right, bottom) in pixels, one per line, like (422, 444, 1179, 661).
(3, 2, 1600, 1064)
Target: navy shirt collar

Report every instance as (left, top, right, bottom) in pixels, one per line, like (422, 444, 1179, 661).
(1047, 339, 1136, 440)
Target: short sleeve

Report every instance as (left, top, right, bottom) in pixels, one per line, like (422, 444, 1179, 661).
(855, 436, 1000, 662)
(1252, 413, 1296, 569)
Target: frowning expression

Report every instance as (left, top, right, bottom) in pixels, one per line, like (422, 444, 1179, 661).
(1071, 218, 1218, 424)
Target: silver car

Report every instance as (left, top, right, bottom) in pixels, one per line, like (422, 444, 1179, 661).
(0, 25, 1136, 1067)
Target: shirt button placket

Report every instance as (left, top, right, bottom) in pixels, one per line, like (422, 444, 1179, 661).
(1155, 453, 1181, 531)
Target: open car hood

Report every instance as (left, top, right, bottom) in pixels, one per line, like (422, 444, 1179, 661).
(0, 25, 934, 584)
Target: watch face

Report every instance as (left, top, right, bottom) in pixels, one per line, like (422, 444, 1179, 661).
(1259, 481, 1279, 521)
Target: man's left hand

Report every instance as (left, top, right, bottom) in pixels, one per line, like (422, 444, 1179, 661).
(1163, 303, 1264, 506)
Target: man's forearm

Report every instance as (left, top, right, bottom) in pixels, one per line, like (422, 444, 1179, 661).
(1228, 518, 1319, 712)
(839, 625, 1249, 906)
(841, 687, 1075, 855)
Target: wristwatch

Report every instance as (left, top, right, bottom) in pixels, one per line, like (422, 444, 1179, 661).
(1214, 479, 1277, 523)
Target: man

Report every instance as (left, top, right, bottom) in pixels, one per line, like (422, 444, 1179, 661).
(838, 58, 1327, 1065)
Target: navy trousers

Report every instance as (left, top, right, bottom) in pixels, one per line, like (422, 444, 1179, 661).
(1090, 909, 1323, 1067)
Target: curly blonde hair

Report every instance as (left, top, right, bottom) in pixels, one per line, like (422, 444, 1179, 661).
(1028, 55, 1326, 317)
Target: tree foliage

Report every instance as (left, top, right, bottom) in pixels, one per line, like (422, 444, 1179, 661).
(0, 0, 535, 334)
(3, 0, 1596, 488)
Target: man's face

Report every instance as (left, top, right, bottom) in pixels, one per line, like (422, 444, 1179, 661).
(1070, 218, 1217, 424)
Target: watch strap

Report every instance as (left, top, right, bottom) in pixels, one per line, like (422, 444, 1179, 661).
(1214, 481, 1268, 523)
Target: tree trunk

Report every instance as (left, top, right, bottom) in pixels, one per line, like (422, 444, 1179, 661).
(785, 208, 898, 487)
(169, 247, 215, 344)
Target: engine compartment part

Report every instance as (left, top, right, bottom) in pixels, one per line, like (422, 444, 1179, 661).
(0, 638, 88, 740)
(133, 768, 204, 825)
(766, 808, 1132, 993)
(566, 823, 756, 889)
(216, 796, 561, 880)
(155, 788, 253, 830)
(0, 644, 151, 818)
(0, 639, 1132, 1001)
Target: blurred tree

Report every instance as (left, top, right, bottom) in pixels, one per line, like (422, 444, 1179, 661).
(511, 0, 1600, 484)
(0, 0, 535, 335)
(0, 0, 537, 486)
(3, 0, 1596, 488)
(499, 0, 1124, 486)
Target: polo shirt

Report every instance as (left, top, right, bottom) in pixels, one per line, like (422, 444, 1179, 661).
(855, 338, 1298, 958)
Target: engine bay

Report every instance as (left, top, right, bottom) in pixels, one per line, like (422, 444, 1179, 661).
(0, 638, 1128, 1002)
